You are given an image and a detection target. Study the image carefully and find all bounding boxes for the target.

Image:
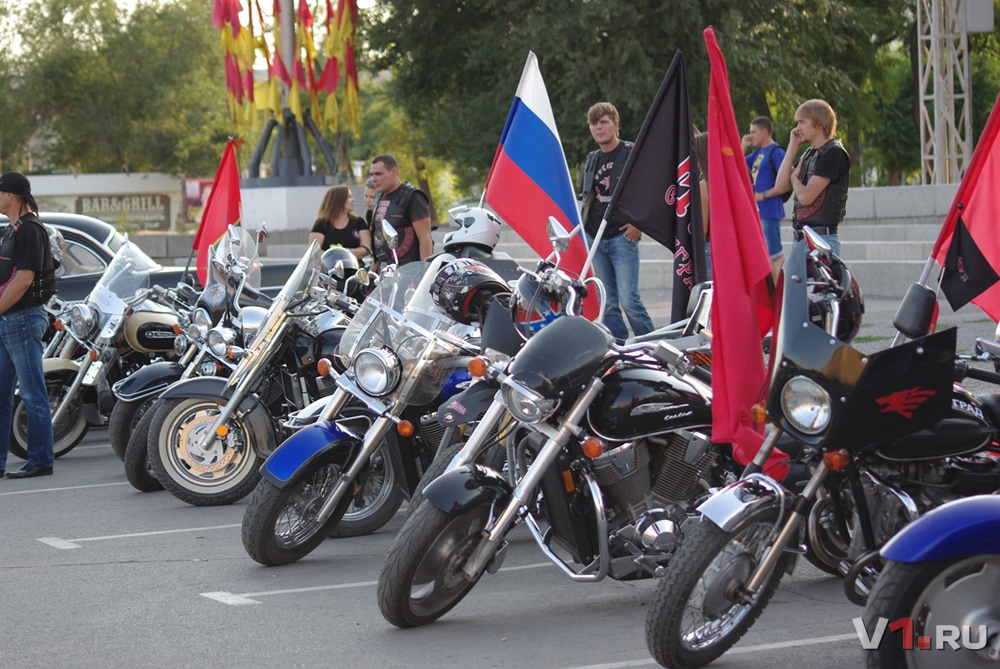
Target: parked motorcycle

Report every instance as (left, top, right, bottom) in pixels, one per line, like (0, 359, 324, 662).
(9, 239, 180, 460)
(861, 494, 1000, 668)
(643, 230, 998, 669)
(144, 240, 352, 506)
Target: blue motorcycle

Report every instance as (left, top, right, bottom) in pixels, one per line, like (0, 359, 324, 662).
(861, 494, 1000, 668)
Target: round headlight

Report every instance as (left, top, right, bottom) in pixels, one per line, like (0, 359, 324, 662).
(240, 306, 268, 346)
(352, 347, 401, 397)
(780, 376, 832, 435)
(70, 303, 96, 339)
(187, 322, 207, 343)
(501, 381, 559, 425)
(173, 335, 188, 357)
(206, 327, 236, 357)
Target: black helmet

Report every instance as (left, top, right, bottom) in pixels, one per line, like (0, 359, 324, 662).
(431, 258, 511, 326)
(808, 254, 864, 343)
(321, 246, 360, 272)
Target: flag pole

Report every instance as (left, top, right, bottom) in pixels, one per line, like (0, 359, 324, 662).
(580, 216, 606, 277)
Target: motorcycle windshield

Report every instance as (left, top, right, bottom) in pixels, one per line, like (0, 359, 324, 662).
(208, 225, 261, 292)
(507, 315, 613, 399)
(768, 240, 954, 448)
(246, 240, 324, 350)
(95, 239, 156, 305)
(340, 255, 474, 406)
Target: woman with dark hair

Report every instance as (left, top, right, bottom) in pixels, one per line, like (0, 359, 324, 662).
(693, 131, 710, 279)
(308, 185, 371, 260)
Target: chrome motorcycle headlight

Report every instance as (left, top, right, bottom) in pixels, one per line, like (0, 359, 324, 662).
(240, 306, 268, 345)
(173, 335, 188, 357)
(70, 303, 97, 339)
(780, 375, 832, 435)
(187, 322, 207, 343)
(501, 379, 559, 425)
(352, 346, 401, 397)
(206, 327, 236, 357)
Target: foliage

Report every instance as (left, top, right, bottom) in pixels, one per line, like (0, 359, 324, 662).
(7, 0, 232, 176)
(970, 0, 1000, 147)
(866, 43, 921, 185)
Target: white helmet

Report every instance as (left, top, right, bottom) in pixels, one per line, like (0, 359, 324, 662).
(443, 206, 501, 252)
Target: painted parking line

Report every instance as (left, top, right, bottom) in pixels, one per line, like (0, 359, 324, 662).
(201, 562, 555, 606)
(0, 481, 131, 496)
(556, 633, 858, 669)
(38, 523, 241, 549)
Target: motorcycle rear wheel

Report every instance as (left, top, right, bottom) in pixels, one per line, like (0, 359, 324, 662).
(377, 498, 490, 628)
(147, 397, 262, 506)
(122, 406, 162, 492)
(645, 508, 791, 669)
(863, 556, 1000, 669)
(9, 371, 87, 460)
(109, 397, 156, 461)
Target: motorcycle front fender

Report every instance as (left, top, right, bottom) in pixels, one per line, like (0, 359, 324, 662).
(159, 375, 232, 402)
(43, 358, 80, 375)
(423, 464, 513, 517)
(697, 473, 786, 533)
(112, 361, 185, 402)
(260, 420, 362, 489)
(880, 495, 1000, 563)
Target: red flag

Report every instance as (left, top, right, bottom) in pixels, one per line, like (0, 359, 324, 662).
(703, 28, 787, 480)
(932, 92, 1000, 321)
(193, 141, 242, 286)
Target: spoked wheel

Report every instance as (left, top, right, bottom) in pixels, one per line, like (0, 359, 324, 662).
(109, 397, 157, 461)
(10, 371, 88, 460)
(863, 555, 1000, 669)
(377, 498, 491, 628)
(122, 406, 162, 492)
(147, 397, 262, 506)
(645, 507, 792, 669)
(328, 439, 404, 538)
(241, 454, 355, 566)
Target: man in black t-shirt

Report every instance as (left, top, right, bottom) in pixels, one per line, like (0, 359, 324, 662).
(368, 154, 432, 267)
(578, 102, 654, 340)
(773, 99, 850, 257)
(0, 171, 56, 478)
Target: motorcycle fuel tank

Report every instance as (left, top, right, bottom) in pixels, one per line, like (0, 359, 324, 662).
(124, 310, 179, 354)
(588, 367, 711, 442)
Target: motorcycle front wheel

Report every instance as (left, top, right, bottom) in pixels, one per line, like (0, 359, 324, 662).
(147, 397, 262, 506)
(645, 507, 792, 669)
(108, 397, 157, 461)
(863, 555, 1000, 669)
(10, 371, 88, 460)
(122, 405, 162, 492)
(377, 497, 491, 628)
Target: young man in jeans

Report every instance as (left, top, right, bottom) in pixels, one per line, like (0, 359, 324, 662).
(579, 102, 654, 340)
(0, 171, 57, 478)
(742, 116, 786, 281)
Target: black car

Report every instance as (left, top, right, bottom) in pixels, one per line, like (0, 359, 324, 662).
(0, 213, 295, 302)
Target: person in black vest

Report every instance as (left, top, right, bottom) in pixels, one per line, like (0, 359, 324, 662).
(579, 102, 654, 340)
(773, 99, 850, 257)
(368, 154, 432, 266)
(0, 172, 57, 478)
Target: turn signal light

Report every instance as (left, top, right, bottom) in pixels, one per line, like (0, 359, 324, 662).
(226, 346, 246, 360)
(467, 357, 489, 378)
(89, 349, 98, 361)
(823, 449, 850, 471)
(317, 358, 332, 377)
(54, 319, 63, 331)
(216, 425, 229, 437)
(396, 420, 415, 437)
(751, 402, 769, 425)
(172, 323, 182, 335)
(581, 436, 605, 459)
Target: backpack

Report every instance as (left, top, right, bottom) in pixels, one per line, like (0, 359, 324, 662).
(767, 147, 792, 203)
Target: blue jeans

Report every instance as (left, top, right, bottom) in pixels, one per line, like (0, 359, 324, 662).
(761, 218, 784, 259)
(587, 232, 654, 340)
(0, 305, 55, 469)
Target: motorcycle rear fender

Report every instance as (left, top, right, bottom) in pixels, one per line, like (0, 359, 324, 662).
(697, 474, 786, 533)
(260, 420, 362, 489)
(423, 464, 513, 517)
(112, 361, 186, 402)
(880, 495, 1000, 563)
(43, 358, 80, 375)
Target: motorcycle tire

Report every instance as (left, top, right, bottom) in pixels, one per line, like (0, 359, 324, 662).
(404, 439, 507, 521)
(241, 454, 357, 566)
(9, 370, 88, 461)
(109, 397, 156, 462)
(122, 406, 162, 492)
(862, 555, 1000, 668)
(645, 507, 792, 669)
(327, 435, 405, 539)
(147, 397, 262, 506)
(377, 497, 491, 628)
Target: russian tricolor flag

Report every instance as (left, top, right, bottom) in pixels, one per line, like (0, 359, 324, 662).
(484, 53, 594, 299)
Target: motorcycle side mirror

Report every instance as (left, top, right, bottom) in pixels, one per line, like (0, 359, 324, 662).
(228, 225, 239, 243)
(332, 260, 345, 280)
(381, 220, 399, 250)
(802, 226, 831, 256)
(355, 267, 370, 287)
(257, 223, 268, 244)
(546, 216, 572, 253)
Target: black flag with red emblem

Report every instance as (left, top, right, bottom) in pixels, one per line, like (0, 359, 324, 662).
(606, 50, 706, 322)
(941, 213, 1000, 311)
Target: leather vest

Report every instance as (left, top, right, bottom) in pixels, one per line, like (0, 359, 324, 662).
(0, 213, 57, 310)
(579, 141, 634, 233)
(793, 139, 849, 230)
(371, 182, 424, 264)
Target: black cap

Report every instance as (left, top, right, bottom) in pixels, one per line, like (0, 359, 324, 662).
(0, 172, 39, 212)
